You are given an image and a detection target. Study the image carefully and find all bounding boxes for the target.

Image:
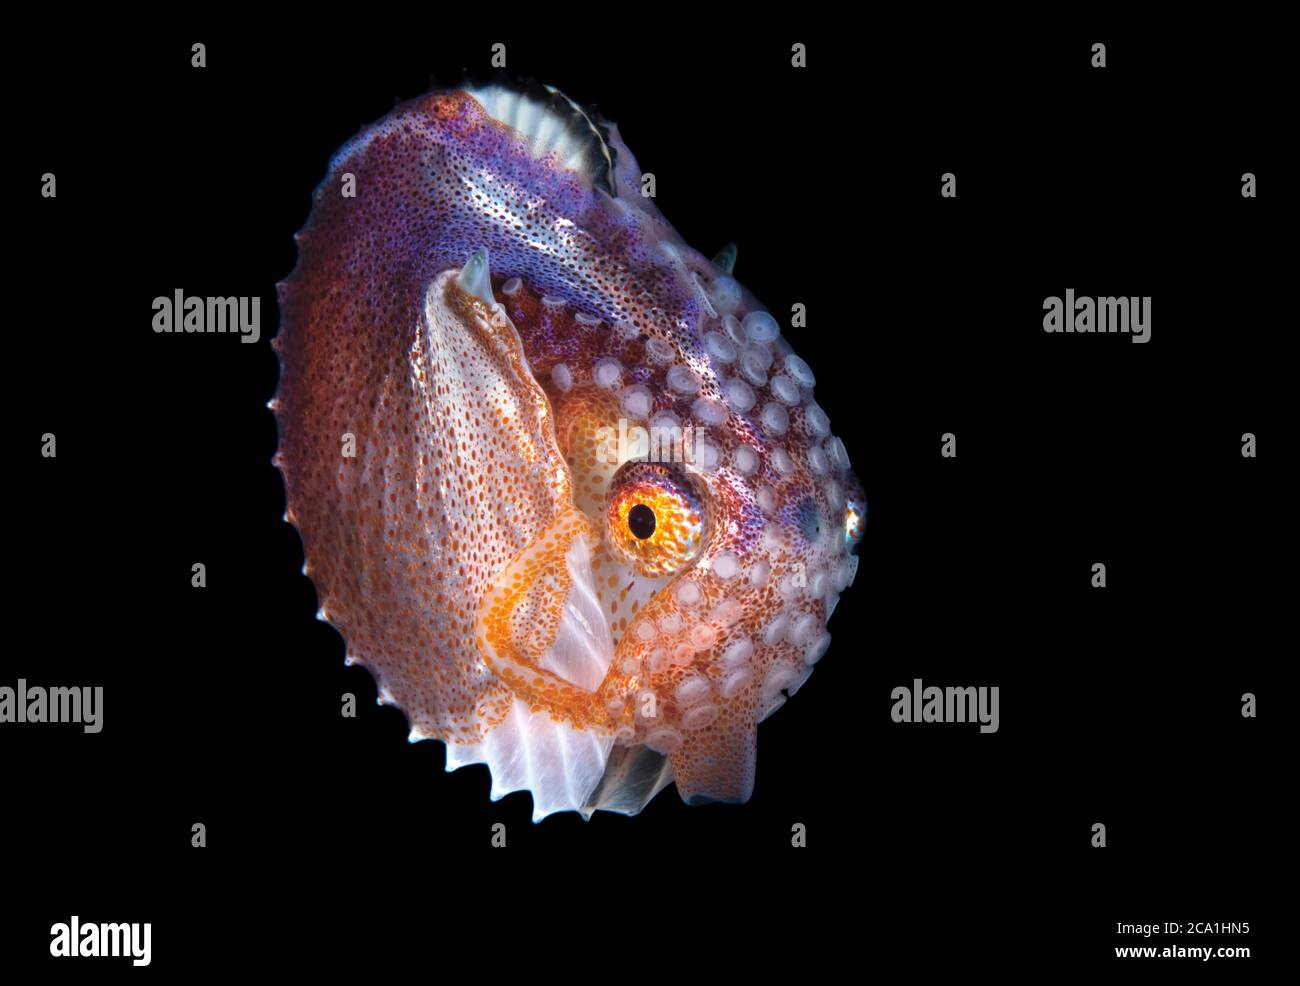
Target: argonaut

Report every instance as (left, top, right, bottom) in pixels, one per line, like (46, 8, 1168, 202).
(273, 77, 866, 820)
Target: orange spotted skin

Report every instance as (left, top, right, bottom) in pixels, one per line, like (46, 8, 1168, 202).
(274, 83, 864, 813)
(276, 274, 535, 742)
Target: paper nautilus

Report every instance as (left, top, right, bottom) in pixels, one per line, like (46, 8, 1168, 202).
(273, 77, 865, 820)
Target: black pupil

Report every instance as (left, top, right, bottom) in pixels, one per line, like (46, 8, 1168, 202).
(628, 504, 656, 539)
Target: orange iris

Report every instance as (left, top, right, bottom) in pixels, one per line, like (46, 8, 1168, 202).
(605, 463, 710, 577)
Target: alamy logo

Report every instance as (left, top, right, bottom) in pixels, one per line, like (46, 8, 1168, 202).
(50, 916, 151, 967)
(891, 679, 1000, 733)
(1043, 289, 1151, 343)
(0, 679, 102, 733)
(595, 418, 710, 467)
(152, 289, 261, 344)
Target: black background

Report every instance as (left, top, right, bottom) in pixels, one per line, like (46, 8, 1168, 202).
(6, 21, 1286, 977)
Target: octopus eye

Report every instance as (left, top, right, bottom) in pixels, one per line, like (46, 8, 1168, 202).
(605, 462, 710, 576)
(627, 503, 657, 539)
(844, 497, 866, 550)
